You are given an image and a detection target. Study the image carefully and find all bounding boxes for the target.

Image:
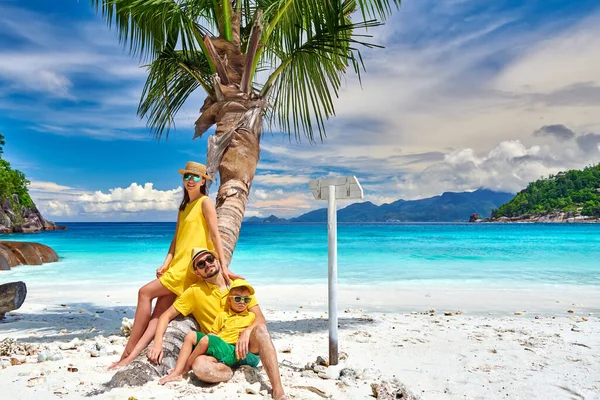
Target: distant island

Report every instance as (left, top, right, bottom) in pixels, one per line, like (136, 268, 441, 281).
(483, 164, 600, 223)
(245, 189, 514, 223)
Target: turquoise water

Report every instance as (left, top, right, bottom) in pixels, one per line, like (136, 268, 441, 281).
(1, 223, 599, 288)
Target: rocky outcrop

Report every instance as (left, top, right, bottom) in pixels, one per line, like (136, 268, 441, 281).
(0, 241, 58, 269)
(0, 281, 27, 319)
(0, 195, 66, 233)
(472, 210, 600, 223)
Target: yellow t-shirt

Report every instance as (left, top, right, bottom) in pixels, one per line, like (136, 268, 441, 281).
(173, 279, 259, 335)
(211, 309, 256, 344)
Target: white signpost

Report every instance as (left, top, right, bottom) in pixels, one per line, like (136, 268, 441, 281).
(308, 176, 364, 365)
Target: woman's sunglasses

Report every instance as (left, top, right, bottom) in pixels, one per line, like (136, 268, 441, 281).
(232, 296, 252, 304)
(183, 174, 201, 183)
(193, 255, 216, 270)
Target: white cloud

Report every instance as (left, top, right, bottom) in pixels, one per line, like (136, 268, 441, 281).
(394, 137, 600, 199)
(79, 183, 182, 213)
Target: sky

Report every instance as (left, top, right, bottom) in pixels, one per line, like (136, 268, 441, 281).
(0, 0, 599, 221)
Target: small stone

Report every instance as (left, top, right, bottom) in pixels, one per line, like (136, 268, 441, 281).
(582, 317, 588, 321)
(59, 338, 82, 350)
(339, 352, 348, 360)
(316, 355, 328, 366)
(245, 382, 261, 394)
(313, 365, 327, 374)
(301, 370, 318, 378)
(444, 312, 453, 316)
(534, 316, 540, 319)
(514, 311, 524, 316)
(68, 367, 78, 372)
(27, 376, 46, 387)
(568, 310, 575, 314)
(279, 346, 292, 353)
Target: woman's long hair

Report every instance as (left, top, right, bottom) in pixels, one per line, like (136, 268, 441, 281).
(179, 179, 208, 211)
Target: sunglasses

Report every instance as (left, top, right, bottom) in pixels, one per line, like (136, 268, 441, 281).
(232, 296, 252, 304)
(194, 254, 216, 270)
(183, 174, 201, 182)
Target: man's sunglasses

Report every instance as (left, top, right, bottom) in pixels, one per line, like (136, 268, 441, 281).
(193, 254, 216, 270)
(232, 296, 252, 304)
(183, 174, 201, 183)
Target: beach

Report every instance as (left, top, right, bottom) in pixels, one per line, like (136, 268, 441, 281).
(2, 282, 600, 399)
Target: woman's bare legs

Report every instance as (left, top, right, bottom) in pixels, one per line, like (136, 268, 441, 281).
(108, 279, 173, 370)
(115, 293, 177, 367)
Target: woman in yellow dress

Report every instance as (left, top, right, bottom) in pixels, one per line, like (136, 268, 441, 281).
(109, 161, 241, 369)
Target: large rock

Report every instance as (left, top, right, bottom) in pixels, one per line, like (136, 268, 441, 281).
(0, 241, 58, 269)
(0, 281, 27, 319)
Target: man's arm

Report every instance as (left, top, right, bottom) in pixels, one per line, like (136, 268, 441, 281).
(235, 305, 265, 360)
(147, 305, 181, 364)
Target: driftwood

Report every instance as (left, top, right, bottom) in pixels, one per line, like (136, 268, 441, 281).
(89, 315, 198, 395)
(0, 281, 27, 319)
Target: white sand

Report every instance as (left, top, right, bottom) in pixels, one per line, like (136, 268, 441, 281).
(1, 282, 599, 399)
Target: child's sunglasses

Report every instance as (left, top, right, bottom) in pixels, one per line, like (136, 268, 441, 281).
(232, 296, 252, 304)
(183, 174, 201, 183)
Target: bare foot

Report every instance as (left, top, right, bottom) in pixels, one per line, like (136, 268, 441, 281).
(107, 355, 134, 371)
(273, 390, 287, 400)
(159, 372, 182, 385)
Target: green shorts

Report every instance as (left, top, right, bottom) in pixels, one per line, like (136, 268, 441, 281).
(195, 332, 260, 368)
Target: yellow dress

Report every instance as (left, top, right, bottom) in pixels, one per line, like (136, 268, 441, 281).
(159, 196, 215, 296)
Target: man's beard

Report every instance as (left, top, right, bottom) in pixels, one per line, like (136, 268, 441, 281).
(203, 265, 220, 279)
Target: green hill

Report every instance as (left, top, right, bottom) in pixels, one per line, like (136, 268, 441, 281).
(492, 164, 600, 218)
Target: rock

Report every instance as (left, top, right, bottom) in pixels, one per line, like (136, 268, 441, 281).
(120, 317, 134, 337)
(245, 382, 261, 394)
(339, 368, 357, 379)
(316, 355, 328, 366)
(27, 376, 47, 387)
(371, 378, 422, 400)
(0, 281, 27, 319)
(318, 365, 343, 380)
(313, 365, 327, 374)
(444, 311, 453, 316)
(468, 213, 481, 222)
(301, 370, 318, 378)
(279, 345, 292, 353)
(568, 309, 575, 313)
(514, 311, 524, 316)
(59, 338, 82, 350)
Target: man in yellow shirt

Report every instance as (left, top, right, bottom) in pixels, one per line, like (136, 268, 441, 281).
(148, 248, 287, 400)
(158, 279, 259, 385)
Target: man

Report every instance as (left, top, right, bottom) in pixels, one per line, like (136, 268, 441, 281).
(147, 248, 287, 400)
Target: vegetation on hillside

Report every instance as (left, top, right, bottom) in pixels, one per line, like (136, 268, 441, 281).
(0, 133, 34, 209)
(492, 164, 600, 218)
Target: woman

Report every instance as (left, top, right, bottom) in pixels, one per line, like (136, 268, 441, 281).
(109, 161, 241, 369)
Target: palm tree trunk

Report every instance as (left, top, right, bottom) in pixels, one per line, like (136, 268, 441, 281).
(214, 103, 263, 265)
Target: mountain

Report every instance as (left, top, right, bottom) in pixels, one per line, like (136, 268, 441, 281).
(245, 189, 514, 223)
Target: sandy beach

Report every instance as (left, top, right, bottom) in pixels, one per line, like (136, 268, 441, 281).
(1, 283, 600, 399)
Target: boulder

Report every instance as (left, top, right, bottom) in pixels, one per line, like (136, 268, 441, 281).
(0, 241, 58, 269)
(0, 281, 27, 319)
(468, 213, 480, 222)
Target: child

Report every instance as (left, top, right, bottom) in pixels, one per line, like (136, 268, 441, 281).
(159, 279, 259, 385)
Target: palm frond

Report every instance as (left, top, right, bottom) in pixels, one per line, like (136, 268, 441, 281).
(91, 0, 217, 60)
(139, 48, 213, 139)
(258, 0, 392, 142)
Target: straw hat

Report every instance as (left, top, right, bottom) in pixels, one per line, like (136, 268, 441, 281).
(178, 161, 211, 180)
(191, 247, 218, 263)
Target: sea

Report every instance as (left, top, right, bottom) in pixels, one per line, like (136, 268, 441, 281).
(1, 222, 599, 290)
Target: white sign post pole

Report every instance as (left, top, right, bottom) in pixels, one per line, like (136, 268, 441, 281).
(309, 176, 363, 366)
(327, 184, 338, 365)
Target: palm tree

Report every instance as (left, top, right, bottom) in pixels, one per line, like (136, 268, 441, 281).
(92, 0, 400, 264)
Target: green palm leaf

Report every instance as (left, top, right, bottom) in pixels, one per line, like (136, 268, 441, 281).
(139, 48, 213, 138)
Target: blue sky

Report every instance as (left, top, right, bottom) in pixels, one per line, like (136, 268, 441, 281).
(0, 0, 599, 221)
